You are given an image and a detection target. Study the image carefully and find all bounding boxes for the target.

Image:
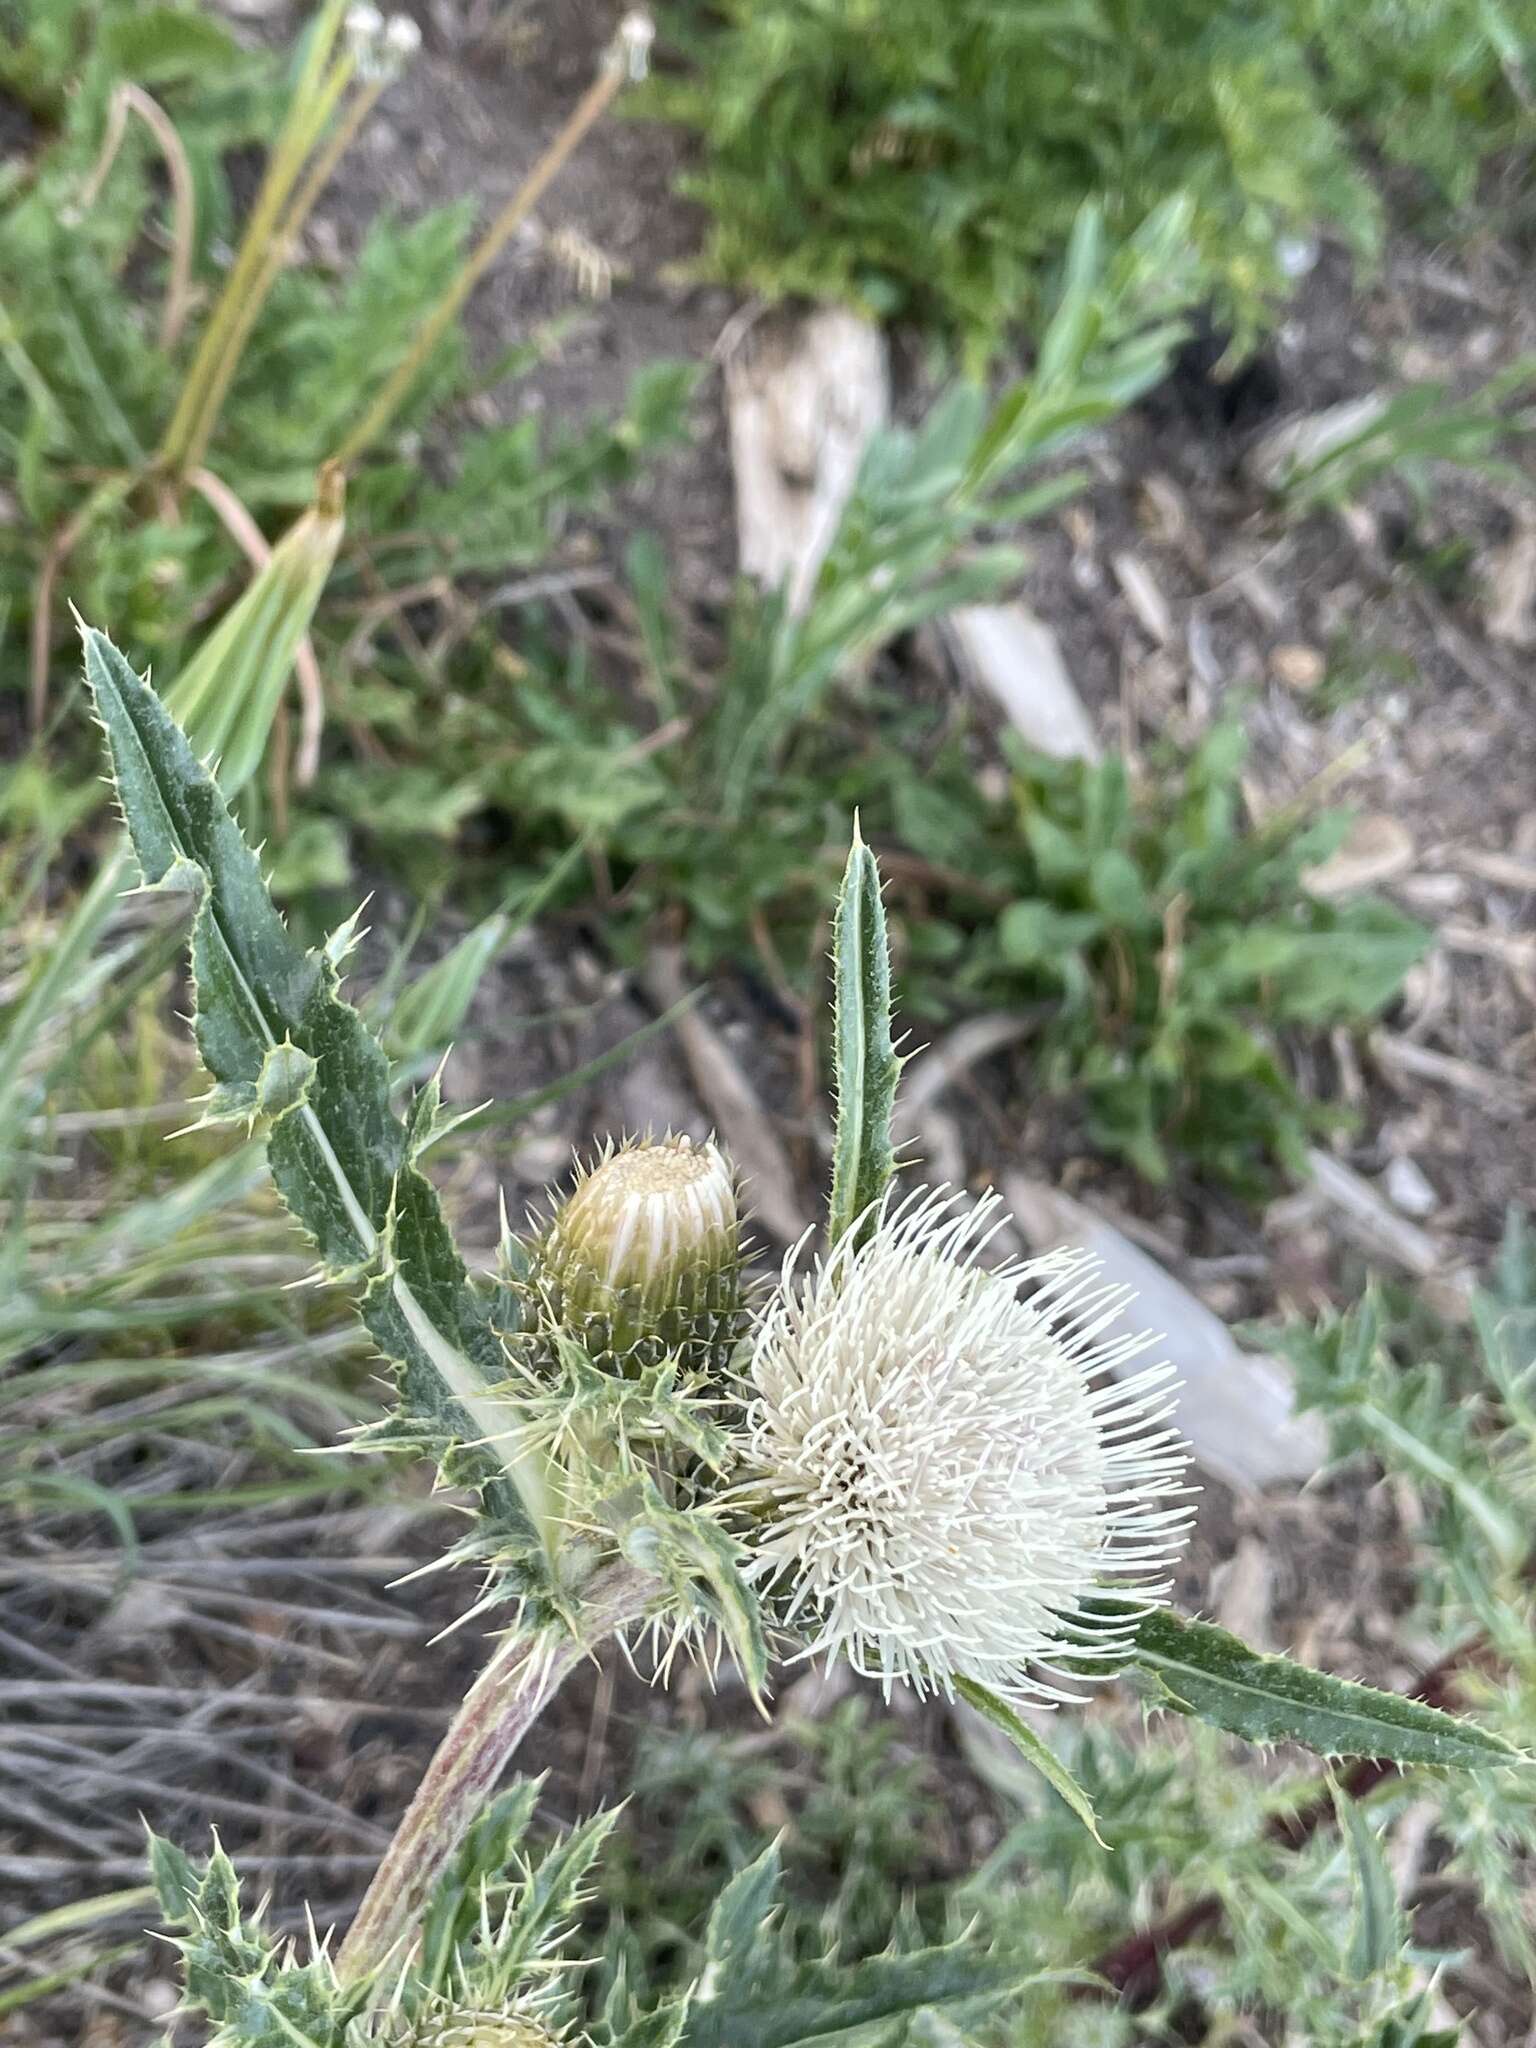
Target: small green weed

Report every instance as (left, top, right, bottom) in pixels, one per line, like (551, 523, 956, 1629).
(954, 725, 1428, 1187)
(0, 0, 690, 790)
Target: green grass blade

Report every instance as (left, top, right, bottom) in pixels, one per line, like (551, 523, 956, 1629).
(165, 467, 344, 799)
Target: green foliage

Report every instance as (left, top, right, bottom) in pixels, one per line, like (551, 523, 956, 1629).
(283, 206, 1422, 1193)
(1258, 1217, 1536, 1979)
(1263, 364, 1536, 515)
(1127, 1608, 1518, 1768)
(1295, 0, 1534, 208)
(83, 625, 565, 1595)
(963, 725, 1422, 1183)
(0, 756, 374, 1536)
(83, 625, 769, 1692)
(588, 1697, 1482, 2048)
(654, 0, 1532, 362)
(0, 0, 689, 777)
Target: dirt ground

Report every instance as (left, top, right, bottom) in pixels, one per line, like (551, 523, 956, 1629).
(7, 1, 1536, 2040)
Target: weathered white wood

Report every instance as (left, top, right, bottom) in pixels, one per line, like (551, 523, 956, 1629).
(944, 603, 1102, 763)
(725, 306, 890, 614)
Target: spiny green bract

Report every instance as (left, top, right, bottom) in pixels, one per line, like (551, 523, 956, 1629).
(147, 1796, 1038, 2048)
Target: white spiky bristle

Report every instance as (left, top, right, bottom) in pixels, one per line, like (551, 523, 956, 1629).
(743, 1185, 1193, 1707)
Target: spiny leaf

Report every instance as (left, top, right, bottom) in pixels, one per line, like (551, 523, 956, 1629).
(81, 625, 556, 1568)
(826, 823, 900, 1250)
(1132, 1609, 1521, 1771)
(953, 1676, 1105, 1845)
(417, 1780, 544, 1994)
(609, 1994, 694, 2048)
(684, 1939, 1043, 2048)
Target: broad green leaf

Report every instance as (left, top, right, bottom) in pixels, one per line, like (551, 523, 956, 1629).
(81, 626, 558, 1566)
(102, 6, 244, 84)
(953, 1676, 1104, 1845)
(826, 824, 901, 1250)
(1132, 1609, 1520, 1770)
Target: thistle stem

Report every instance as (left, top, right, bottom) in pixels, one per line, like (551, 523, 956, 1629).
(329, 28, 636, 470)
(334, 1562, 654, 1982)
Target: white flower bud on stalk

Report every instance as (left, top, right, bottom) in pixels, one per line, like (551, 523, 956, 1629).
(744, 1185, 1193, 1706)
(616, 11, 655, 82)
(345, 3, 420, 82)
(530, 1135, 747, 1376)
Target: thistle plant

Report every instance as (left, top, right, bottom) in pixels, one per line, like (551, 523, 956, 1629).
(79, 630, 1522, 2040)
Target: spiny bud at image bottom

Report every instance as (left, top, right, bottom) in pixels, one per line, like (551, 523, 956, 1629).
(413, 2017, 565, 2048)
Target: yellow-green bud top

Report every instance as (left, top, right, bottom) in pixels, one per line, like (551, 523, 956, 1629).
(416, 2016, 562, 2048)
(534, 1135, 745, 1376)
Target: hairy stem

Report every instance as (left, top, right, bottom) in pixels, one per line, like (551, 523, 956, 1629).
(335, 1562, 655, 1982)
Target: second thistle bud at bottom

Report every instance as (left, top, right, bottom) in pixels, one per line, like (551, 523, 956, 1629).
(415, 2018, 562, 2048)
(529, 1135, 747, 1377)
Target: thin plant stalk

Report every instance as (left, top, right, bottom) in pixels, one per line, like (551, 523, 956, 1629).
(157, 0, 355, 478)
(334, 1563, 655, 1982)
(206, 62, 391, 483)
(330, 19, 649, 470)
(77, 84, 197, 350)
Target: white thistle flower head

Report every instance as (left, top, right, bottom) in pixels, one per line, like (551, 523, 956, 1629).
(529, 1134, 747, 1377)
(744, 1186, 1193, 1707)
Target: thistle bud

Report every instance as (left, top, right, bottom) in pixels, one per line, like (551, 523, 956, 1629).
(416, 2019, 560, 2048)
(530, 1135, 747, 1377)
